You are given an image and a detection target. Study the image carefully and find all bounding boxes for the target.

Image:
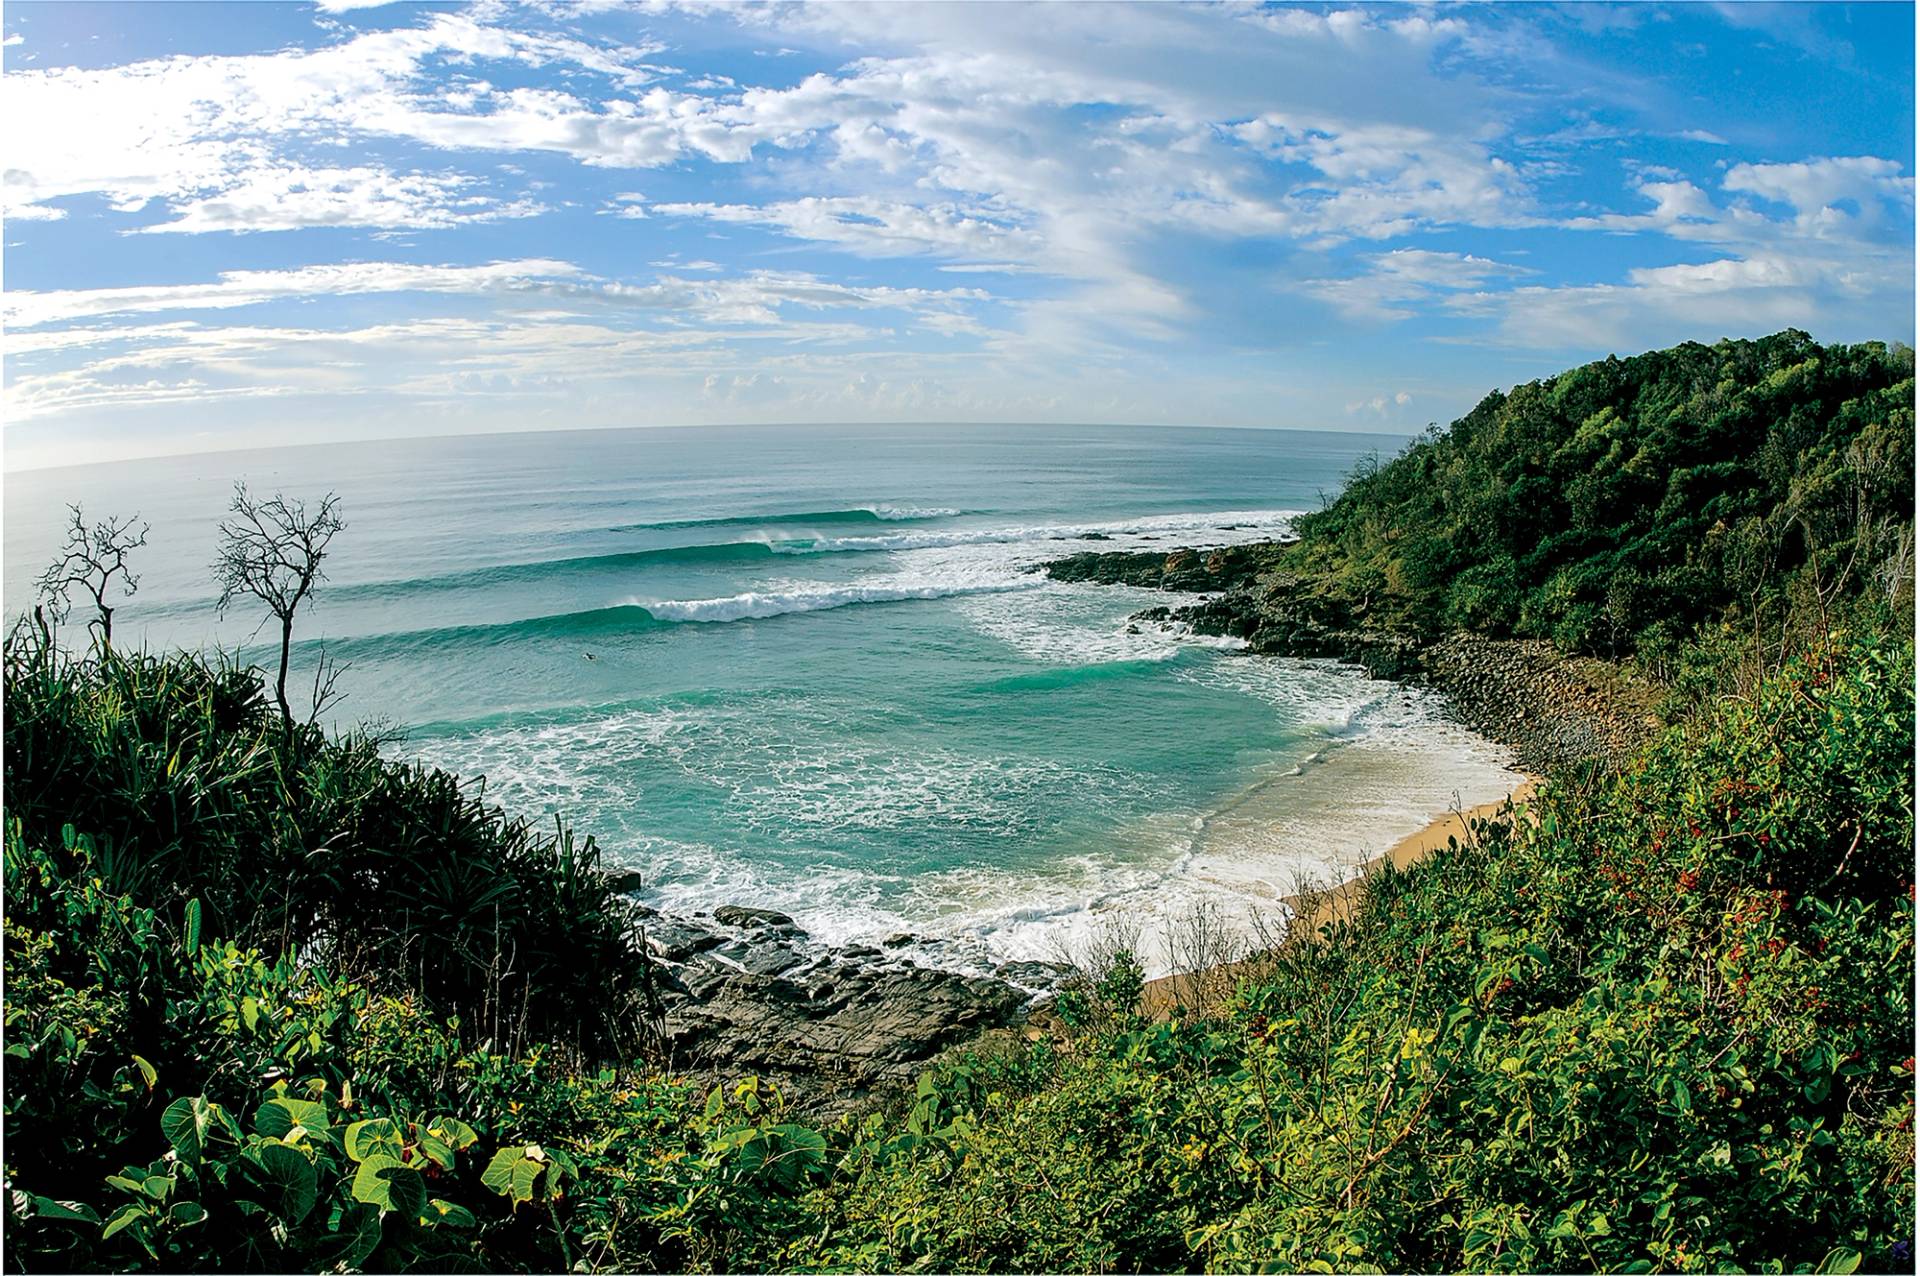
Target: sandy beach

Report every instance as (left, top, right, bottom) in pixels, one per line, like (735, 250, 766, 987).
(1142, 777, 1538, 1013)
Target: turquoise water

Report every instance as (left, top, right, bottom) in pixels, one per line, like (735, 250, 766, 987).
(4, 424, 1518, 972)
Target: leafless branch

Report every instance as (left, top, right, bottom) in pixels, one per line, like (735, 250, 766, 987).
(36, 503, 148, 649)
(212, 483, 345, 733)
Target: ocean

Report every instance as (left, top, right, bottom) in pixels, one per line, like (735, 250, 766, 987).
(3, 423, 1520, 974)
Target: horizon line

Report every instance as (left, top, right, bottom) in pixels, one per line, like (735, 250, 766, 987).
(3, 417, 1426, 479)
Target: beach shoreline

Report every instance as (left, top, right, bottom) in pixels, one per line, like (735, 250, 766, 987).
(1142, 776, 1537, 1013)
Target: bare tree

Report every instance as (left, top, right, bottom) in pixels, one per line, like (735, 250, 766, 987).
(37, 504, 149, 649)
(212, 484, 345, 730)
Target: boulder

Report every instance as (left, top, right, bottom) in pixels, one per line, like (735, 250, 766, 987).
(713, 904, 799, 930)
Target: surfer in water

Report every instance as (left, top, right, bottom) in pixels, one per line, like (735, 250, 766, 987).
(584, 652, 597, 662)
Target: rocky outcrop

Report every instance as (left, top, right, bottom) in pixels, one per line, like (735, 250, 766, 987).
(1421, 634, 1660, 774)
(634, 909, 1067, 1113)
(1041, 543, 1280, 592)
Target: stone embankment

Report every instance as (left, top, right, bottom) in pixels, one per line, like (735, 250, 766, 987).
(1044, 540, 1661, 774)
(633, 906, 1071, 1113)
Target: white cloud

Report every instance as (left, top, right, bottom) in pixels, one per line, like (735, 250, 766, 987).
(1480, 153, 1915, 349)
(137, 165, 547, 234)
(2, 259, 589, 328)
(654, 197, 1043, 263)
(1304, 249, 1533, 322)
(6, 202, 67, 222)
(1345, 389, 1415, 417)
(0, 12, 696, 228)
(1444, 243, 1909, 351)
(1722, 155, 1913, 229)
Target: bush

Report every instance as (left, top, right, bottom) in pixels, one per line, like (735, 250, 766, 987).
(2, 633, 658, 1063)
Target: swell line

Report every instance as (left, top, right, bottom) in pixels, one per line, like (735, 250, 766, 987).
(612, 505, 961, 532)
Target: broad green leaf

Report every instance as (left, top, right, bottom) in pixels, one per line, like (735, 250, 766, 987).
(167, 1201, 207, 1227)
(414, 1130, 456, 1171)
(427, 1116, 479, 1150)
(344, 1117, 402, 1163)
(427, 1199, 478, 1230)
(350, 1157, 426, 1219)
(130, 1054, 158, 1091)
(325, 1201, 383, 1269)
(183, 898, 202, 955)
(509, 1159, 545, 1203)
(161, 1096, 222, 1164)
(481, 1146, 526, 1198)
(768, 1124, 827, 1164)
(254, 1097, 328, 1142)
(33, 1197, 102, 1225)
(247, 1142, 318, 1226)
(101, 1203, 148, 1243)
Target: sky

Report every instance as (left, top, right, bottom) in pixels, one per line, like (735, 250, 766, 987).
(1, 0, 1913, 470)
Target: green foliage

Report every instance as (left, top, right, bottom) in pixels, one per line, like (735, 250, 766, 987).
(2, 633, 658, 1063)
(1280, 332, 1913, 686)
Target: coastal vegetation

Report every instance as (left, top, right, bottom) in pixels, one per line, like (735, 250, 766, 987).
(4, 331, 1913, 1273)
(1266, 330, 1913, 702)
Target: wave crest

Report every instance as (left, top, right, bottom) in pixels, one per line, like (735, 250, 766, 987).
(638, 577, 1039, 623)
(613, 505, 960, 532)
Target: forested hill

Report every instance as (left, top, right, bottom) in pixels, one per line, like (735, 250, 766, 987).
(1281, 330, 1913, 675)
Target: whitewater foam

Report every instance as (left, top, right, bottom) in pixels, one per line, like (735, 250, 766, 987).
(772, 507, 1304, 558)
(637, 575, 1042, 623)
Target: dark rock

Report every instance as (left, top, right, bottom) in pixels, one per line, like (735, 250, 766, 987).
(713, 904, 798, 930)
(641, 917, 726, 962)
(1040, 542, 1281, 592)
(631, 909, 1037, 1117)
(993, 959, 1079, 990)
(709, 939, 808, 978)
(881, 932, 918, 948)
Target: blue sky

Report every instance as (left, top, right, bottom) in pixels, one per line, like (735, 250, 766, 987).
(2, 0, 1913, 469)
